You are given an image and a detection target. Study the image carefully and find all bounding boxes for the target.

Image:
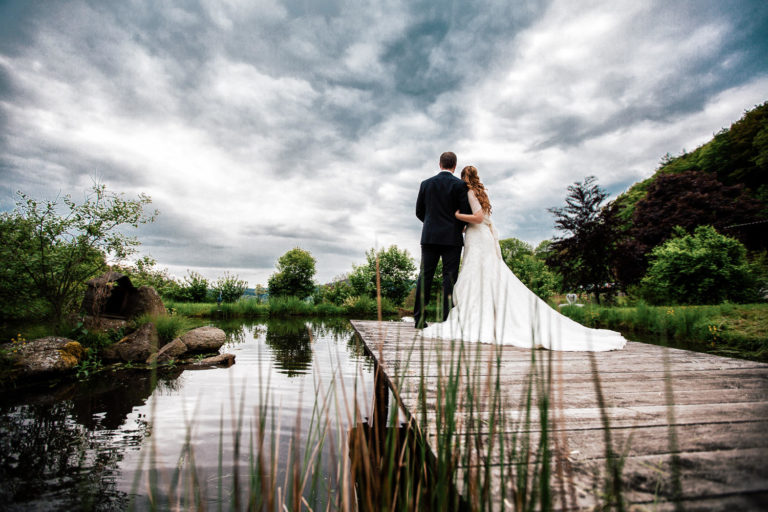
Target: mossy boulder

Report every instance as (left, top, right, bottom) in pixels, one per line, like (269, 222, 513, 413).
(3, 337, 85, 376)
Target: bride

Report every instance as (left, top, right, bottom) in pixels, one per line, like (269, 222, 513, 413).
(422, 166, 627, 351)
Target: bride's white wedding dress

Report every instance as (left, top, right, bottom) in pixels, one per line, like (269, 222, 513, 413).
(422, 191, 627, 351)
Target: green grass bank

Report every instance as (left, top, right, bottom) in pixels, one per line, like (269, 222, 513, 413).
(558, 302, 768, 361)
(166, 295, 399, 319)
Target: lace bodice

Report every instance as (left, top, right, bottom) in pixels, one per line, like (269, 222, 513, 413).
(468, 190, 501, 258)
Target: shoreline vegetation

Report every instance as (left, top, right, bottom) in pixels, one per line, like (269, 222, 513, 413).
(163, 297, 768, 362)
(165, 295, 400, 319)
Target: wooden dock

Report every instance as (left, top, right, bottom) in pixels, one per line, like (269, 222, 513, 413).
(351, 320, 768, 511)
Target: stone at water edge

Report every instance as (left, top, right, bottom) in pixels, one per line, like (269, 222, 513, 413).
(180, 326, 226, 353)
(193, 354, 235, 367)
(6, 337, 85, 376)
(101, 323, 159, 363)
(146, 338, 188, 364)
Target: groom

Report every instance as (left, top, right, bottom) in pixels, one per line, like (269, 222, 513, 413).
(414, 151, 472, 329)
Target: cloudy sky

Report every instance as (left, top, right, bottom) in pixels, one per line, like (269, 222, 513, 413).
(1, 0, 767, 285)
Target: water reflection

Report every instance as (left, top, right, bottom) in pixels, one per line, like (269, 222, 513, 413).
(0, 370, 181, 510)
(0, 318, 374, 510)
(216, 319, 255, 346)
(264, 318, 314, 376)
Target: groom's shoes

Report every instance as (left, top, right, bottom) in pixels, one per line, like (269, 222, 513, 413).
(415, 321, 429, 329)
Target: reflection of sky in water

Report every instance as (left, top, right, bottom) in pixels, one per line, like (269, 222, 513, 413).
(0, 319, 375, 510)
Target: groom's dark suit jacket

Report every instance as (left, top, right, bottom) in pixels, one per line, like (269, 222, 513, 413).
(416, 171, 472, 246)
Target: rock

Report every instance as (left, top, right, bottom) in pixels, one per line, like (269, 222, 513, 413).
(101, 323, 159, 363)
(125, 286, 166, 318)
(8, 337, 85, 376)
(193, 353, 235, 367)
(81, 272, 166, 320)
(146, 338, 188, 364)
(180, 326, 226, 353)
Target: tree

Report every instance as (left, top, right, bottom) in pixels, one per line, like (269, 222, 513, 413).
(268, 248, 317, 299)
(547, 176, 617, 303)
(213, 272, 248, 302)
(349, 246, 416, 306)
(616, 170, 765, 286)
(499, 237, 560, 300)
(499, 238, 533, 264)
(0, 183, 156, 325)
(640, 225, 757, 304)
(0, 216, 47, 320)
(180, 270, 209, 302)
(534, 240, 555, 261)
(315, 276, 354, 305)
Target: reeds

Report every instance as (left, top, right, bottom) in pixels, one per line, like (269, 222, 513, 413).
(123, 314, 640, 511)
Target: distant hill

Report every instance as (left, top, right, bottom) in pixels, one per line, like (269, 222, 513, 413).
(608, 101, 768, 286)
(614, 101, 768, 223)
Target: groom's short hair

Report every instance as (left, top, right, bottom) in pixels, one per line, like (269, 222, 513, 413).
(440, 152, 457, 170)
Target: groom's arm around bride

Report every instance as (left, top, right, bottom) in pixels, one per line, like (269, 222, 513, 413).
(414, 151, 472, 329)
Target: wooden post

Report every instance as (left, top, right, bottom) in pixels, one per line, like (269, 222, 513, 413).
(371, 362, 389, 457)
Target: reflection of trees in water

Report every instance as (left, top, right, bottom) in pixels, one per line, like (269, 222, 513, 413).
(308, 317, 372, 371)
(214, 320, 252, 346)
(0, 369, 184, 509)
(307, 317, 352, 340)
(346, 332, 373, 367)
(264, 318, 313, 377)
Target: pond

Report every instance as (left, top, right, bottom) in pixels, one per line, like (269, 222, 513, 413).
(0, 317, 376, 510)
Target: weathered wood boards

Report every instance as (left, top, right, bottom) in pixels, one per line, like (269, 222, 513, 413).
(351, 320, 768, 511)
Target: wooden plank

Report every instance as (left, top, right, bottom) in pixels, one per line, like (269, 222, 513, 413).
(396, 386, 768, 411)
(350, 320, 768, 510)
(431, 420, 768, 463)
(470, 448, 768, 511)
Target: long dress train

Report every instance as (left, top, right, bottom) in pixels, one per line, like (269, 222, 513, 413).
(422, 191, 627, 351)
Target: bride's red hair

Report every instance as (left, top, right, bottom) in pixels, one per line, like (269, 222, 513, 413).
(461, 166, 492, 214)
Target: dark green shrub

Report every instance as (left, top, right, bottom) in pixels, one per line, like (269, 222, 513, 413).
(640, 225, 757, 304)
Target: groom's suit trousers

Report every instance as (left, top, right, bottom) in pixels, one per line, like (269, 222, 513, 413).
(414, 243, 462, 327)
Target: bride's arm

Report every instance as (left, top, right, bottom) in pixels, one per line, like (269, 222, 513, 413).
(455, 210, 484, 224)
(455, 190, 484, 224)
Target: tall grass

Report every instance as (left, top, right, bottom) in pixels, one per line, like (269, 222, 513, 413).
(134, 313, 195, 345)
(166, 299, 270, 318)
